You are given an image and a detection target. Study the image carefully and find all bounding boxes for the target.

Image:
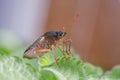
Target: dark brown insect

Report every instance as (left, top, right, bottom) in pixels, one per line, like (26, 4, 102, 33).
(23, 13, 80, 63)
(23, 30, 72, 63)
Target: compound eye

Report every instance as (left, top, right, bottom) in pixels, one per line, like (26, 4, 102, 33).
(55, 31, 63, 37)
(56, 32, 59, 35)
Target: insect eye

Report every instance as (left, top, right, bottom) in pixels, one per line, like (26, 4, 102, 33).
(55, 32, 62, 36)
(56, 32, 59, 35)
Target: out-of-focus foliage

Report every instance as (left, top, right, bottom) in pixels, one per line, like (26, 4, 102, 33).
(0, 30, 120, 80)
(0, 56, 39, 80)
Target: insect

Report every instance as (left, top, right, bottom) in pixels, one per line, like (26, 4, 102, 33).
(23, 30, 72, 63)
(23, 12, 79, 63)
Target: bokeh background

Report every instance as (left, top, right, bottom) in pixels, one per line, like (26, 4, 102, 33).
(0, 0, 120, 70)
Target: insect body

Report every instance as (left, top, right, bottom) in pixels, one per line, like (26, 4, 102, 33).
(23, 30, 71, 63)
(23, 13, 80, 63)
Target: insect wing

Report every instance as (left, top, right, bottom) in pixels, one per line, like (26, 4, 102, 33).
(23, 36, 45, 59)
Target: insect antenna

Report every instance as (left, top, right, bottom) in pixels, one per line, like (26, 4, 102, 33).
(71, 12, 80, 27)
(65, 12, 80, 56)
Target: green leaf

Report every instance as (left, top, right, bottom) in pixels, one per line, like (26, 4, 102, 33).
(102, 66, 120, 80)
(39, 53, 54, 68)
(82, 63, 103, 76)
(40, 70, 58, 80)
(0, 48, 10, 56)
(0, 56, 39, 80)
(39, 56, 85, 80)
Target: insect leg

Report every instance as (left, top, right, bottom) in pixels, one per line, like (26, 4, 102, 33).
(34, 50, 40, 59)
(64, 39, 73, 56)
(51, 48, 58, 64)
(34, 49, 50, 59)
(57, 46, 66, 59)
